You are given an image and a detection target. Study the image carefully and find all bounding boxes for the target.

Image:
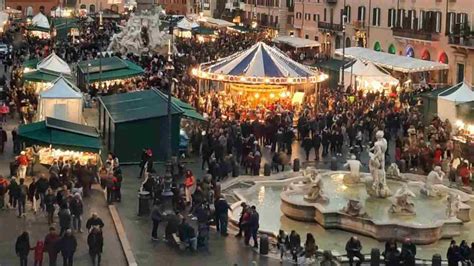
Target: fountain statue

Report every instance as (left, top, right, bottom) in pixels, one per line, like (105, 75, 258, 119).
(108, 7, 170, 55)
(303, 167, 318, 180)
(389, 183, 416, 215)
(343, 155, 362, 184)
(366, 135, 392, 198)
(304, 174, 329, 204)
(446, 192, 461, 218)
(386, 163, 404, 180)
(341, 199, 368, 217)
(420, 166, 445, 197)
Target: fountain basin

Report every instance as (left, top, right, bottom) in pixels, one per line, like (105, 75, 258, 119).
(280, 171, 471, 244)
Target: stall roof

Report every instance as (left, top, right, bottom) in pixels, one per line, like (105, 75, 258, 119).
(192, 26, 216, 35)
(78, 57, 144, 82)
(176, 18, 199, 30)
(203, 17, 234, 27)
(31, 12, 50, 29)
(23, 70, 60, 83)
(18, 117, 101, 152)
(40, 77, 82, 99)
(334, 47, 449, 73)
(100, 89, 206, 123)
(273, 36, 321, 48)
(313, 58, 353, 72)
(439, 81, 474, 103)
(37, 52, 72, 76)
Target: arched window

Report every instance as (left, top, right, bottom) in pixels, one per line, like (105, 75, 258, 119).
(345, 37, 351, 48)
(438, 52, 448, 64)
(335, 35, 341, 49)
(421, 49, 431, 60)
(405, 46, 415, 58)
(373, 41, 381, 51)
(388, 44, 396, 54)
(26, 6, 33, 17)
(80, 4, 86, 9)
(89, 4, 96, 13)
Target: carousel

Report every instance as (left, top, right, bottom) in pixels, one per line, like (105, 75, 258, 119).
(192, 42, 327, 110)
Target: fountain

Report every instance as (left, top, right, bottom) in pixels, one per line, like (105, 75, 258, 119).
(420, 166, 445, 197)
(389, 184, 416, 215)
(303, 174, 329, 204)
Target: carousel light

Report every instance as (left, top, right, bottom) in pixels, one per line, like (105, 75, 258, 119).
(264, 78, 270, 83)
(238, 91, 243, 95)
(254, 93, 260, 99)
(240, 77, 246, 82)
(280, 92, 287, 98)
(191, 68, 198, 76)
(269, 93, 275, 98)
(198, 36, 205, 42)
(217, 75, 224, 80)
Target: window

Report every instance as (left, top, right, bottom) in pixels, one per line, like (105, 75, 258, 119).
(313, 14, 317, 21)
(344, 5, 351, 22)
(296, 12, 302, 19)
(407, 10, 416, 30)
(305, 34, 309, 39)
(372, 8, 381, 26)
(275, 16, 278, 24)
(323, 8, 326, 21)
(305, 13, 310, 20)
(357, 6, 365, 21)
(419, 10, 425, 31)
(388, 8, 396, 28)
(80, 4, 86, 9)
(314, 36, 319, 41)
(435, 11, 442, 33)
(89, 4, 96, 13)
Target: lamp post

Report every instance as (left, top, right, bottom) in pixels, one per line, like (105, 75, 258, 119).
(340, 8, 347, 91)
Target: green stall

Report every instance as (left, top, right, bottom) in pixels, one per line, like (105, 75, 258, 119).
(99, 89, 206, 163)
(418, 86, 452, 124)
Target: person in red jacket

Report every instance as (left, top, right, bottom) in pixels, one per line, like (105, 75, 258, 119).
(44, 227, 60, 266)
(184, 170, 195, 205)
(433, 144, 443, 166)
(33, 240, 44, 266)
(459, 161, 471, 187)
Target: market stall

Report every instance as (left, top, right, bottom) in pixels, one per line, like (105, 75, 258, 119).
(23, 52, 72, 93)
(192, 42, 327, 109)
(18, 117, 101, 166)
(192, 27, 217, 42)
(99, 88, 206, 163)
(343, 59, 399, 93)
(27, 12, 51, 39)
(437, 81, 474, 126)
(37, 77, 84, 124)
(175, 18, 199, 38)
(76, 56, 145, 92)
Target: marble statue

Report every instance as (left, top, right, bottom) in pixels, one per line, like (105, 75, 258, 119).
(389, 183, 416, 215)
(367, 151, 391, 198)
(341, 199, 368, 217)
(304, 174, 329, 204)
(386, 163, 404, 180)
(343, 155, 362, 184)
(446, 193, 461, 218)
(108, 6, 170, 55)
(420, 166, 445, 197)
(304, 167, 318, 180)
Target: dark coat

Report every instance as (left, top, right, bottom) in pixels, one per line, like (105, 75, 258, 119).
(15, 234, 30, 257)
(87, 231, 104, 254)
(59, 235, 77, 256)
(44, 232, 60, 254)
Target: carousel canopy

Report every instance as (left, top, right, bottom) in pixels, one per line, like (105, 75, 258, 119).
(37, 52, 72, 76)
(40, 77, 82, 99)
(31, 12, 50, 30)
(194, 42, 326, 85)
(273, 36, 320, 49)
(335, 47, 449, 73)
(176, 18, 199, 31)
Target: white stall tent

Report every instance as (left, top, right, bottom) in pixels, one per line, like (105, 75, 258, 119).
(343, 60, 399, 91)
(176, 18, 199, 30)
(32, 12, 50, 29)
(335, 47, 448, 73)
(437, 81, 474, 125)
(38, 77, 83, 124)
(37, 52, 72, 75)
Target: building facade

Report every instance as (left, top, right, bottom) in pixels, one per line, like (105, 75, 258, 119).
(243, 0, 294, 35)
(155, 0, 191, 14)
(6, 0, 60, 15)
(77, 0, 125, 13)
(295, 0, 474, 85)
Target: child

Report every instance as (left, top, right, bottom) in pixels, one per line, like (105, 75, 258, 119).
(33, 240, 44, 266)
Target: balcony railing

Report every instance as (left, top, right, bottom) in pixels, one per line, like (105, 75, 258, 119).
(326, 0, 337, 3)
(392, 28, 440, 41)
(448, 35, 474, 48)
(318, 21, 343, 32)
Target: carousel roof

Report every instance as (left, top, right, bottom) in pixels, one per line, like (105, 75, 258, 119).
(194, 42, 326, 85)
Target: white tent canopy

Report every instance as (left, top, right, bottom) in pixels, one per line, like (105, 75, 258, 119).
(32, 12, 50, 29)
(335, 47, 448, 73)
(38, 77, 83, 124)
(37, 52, 72, 75)
(176, 18, 199, 31)
(273, 36, 321, 49)
(202, 17, 234, 27)
(344, 60, 399, 91)
(437, 81, 474, 125)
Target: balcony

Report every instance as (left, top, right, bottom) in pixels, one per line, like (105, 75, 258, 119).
(326, 0, 337, 3)
(318, 21, 343, 32)
(352, 20, 365, 29)
(392, 28, 440, 41)
(448, 25, 474, 49)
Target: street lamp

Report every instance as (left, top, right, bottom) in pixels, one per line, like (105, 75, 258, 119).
(340, 12, 347, 91)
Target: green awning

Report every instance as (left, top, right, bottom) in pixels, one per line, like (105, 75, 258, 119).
(79, 57, 144, 83)
(228, 25, 249, 33)
(157, 90, 207, 122)
(23, 58, 39, 69)
(374, 41, 381, 52)
(23, 70, 60, 83)
(193, 27, 216, 35)
(27, 25, 50, 33)
(18, 117, 101, 152)
(314, 59, 354, 72)
(388, 44, 396, 54)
